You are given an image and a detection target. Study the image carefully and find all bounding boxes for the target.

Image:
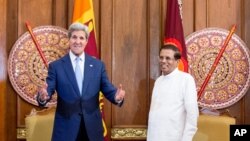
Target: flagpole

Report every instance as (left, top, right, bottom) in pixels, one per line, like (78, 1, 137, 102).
(25, 21, 49, 68)
(198, 24, 236, 100)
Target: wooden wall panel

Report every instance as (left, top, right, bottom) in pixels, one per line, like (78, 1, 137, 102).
(182, 0, 194, 36)
(67, 0, 74, 25)
(243, 0, 250, 124)
(194, 0, 208, 30)
(93, 0, 100, 45)
(149, 0, 161, 93)
(244, 0, 250, 45)
(100, 0, 160, 140)
(207, 0, 241, 29)
(100, 0, 113, 137)
(18, 0, 53, 34)
(53, 0, 68, 27)
(0, 0, 7, 140)
(6, 0, 19, 140)
(111, 0, 148, 125)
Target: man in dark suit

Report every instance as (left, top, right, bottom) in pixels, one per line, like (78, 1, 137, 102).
(37, 22, 125, 141)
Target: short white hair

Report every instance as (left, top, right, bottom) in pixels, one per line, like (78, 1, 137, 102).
(68, 22, 89, 39)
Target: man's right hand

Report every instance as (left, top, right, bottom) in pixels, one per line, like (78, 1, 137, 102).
(38, 83, 50, 101)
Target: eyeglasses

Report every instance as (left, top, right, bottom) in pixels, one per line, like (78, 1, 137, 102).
(158, 56, 176, 61)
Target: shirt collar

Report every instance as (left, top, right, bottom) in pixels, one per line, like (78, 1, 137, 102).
(162, 68, 179, 78)
(69, 50, 85, 62)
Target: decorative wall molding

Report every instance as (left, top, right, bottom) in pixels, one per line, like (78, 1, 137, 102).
(17, 127, 26, 139)
(18, 126, 147, 140)
(111, 126, 147, 140)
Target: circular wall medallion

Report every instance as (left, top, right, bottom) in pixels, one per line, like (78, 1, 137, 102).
(8, 25, 69, 107)
(186, 28, 250, 109)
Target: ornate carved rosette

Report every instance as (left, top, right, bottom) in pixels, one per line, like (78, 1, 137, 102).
(8, 25, 69, 107)
(186, 28, 250, 109)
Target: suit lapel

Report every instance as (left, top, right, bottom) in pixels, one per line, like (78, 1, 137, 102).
(62, 54, 81, 96)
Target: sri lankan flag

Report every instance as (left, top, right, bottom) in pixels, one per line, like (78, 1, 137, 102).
(164, 0, 188, 72)
(72, 0, 108, 140)
(72, 0, 98, 58)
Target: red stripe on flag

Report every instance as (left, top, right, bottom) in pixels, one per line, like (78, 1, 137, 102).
(85, 28, 98, 58)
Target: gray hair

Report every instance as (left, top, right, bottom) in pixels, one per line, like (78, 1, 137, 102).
(68, 22, 89, 39)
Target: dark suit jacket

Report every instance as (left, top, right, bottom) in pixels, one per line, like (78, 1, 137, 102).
(38, 53, 119, 141)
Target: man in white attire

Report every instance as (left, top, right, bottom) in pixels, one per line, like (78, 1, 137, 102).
(147, 44, 199, 141)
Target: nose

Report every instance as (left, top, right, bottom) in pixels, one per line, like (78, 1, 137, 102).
(75, 38, 81, 44)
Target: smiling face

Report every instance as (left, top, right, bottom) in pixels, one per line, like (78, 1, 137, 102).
(159, 48, 179, 75)
(69, 30, 88, 56)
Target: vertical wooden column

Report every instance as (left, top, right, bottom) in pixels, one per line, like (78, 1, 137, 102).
(0, 0, 7, 140)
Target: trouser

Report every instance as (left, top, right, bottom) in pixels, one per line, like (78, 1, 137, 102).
(76, 116, 89, 141)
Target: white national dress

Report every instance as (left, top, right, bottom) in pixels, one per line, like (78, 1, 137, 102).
(147, 69, 199, 141)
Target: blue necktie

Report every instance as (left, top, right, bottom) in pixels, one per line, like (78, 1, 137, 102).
(75, 57, 83, 95)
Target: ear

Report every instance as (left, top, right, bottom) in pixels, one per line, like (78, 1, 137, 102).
(176, 59, 181, 63)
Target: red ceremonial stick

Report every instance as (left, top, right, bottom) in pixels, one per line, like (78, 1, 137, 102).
(197, 25, 236, 100)
(25, 21, 49, 68)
